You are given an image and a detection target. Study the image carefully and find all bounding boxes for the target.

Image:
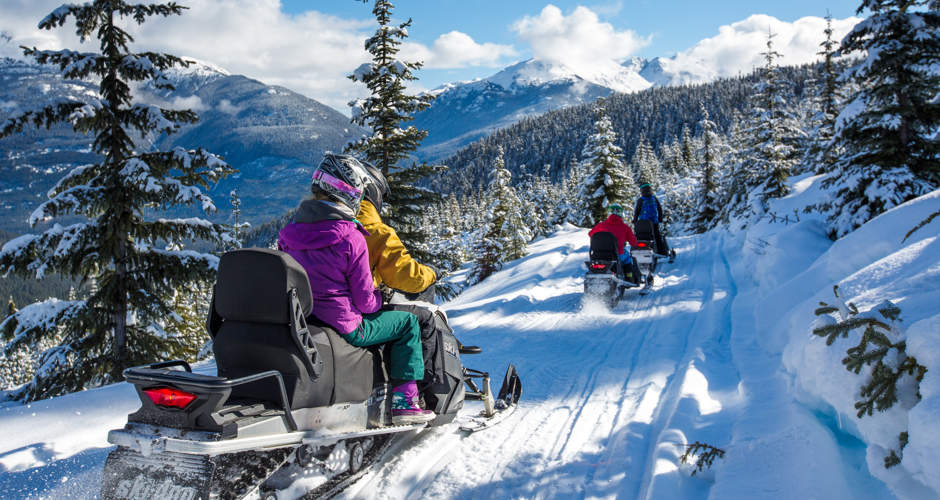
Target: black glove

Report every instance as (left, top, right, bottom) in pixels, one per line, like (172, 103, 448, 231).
(425, 263, 443, 283)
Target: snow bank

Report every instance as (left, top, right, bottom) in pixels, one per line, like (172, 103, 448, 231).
(774, 187, 940, 500)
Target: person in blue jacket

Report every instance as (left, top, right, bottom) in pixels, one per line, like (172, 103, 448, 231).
(633, 183, 673, 257)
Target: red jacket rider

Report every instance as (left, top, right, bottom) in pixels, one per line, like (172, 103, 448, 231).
(589, 205, 638, 256)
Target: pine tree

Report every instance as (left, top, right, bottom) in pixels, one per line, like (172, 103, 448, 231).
(0, 2, 233, 400)
(694, 104, 724, 231)
(823, 0, 940, 237)
(716, 111, 750, 225)
(469, 147, 530, 284)
(740, 31, 804, 206)
(806, 13, 846, 175)
(229, 189, 248, 250)
(579, 110, 634, 224)
(679, 124, 696, 176)
(812, 287, 926, 466)
(346, 0, 439, 259)
(633, 137, 662, 187)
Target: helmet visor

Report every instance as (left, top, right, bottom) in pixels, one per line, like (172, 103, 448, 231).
(313, 169, 362, 199)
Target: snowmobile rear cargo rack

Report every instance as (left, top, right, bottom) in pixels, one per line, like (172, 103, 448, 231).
(123, 360, 298, 431)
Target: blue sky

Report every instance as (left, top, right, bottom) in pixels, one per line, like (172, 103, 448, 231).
(281, 0, 862, 84)
(1, 1, 864, 112)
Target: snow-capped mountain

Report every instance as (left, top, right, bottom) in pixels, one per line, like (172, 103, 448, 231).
(0, 57, 363, 233)
(413, 57, 709, 162)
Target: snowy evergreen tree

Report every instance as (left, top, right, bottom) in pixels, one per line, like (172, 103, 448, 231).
(693, 104, 724, 231)
(740, 31, 805, 206)
(469, 147, 530, 284)
(520, 165, 556, 238)
(813, 287, 926, 467)
(823, 0, 940, 237)
(633, 137, 662, 187)
(579, 110, 635, 225)
(679, 124, 696, 176)
(806, 13, 846, 175)
(229, 189, 248, 250)
(716, 112, 751, 225)
(0, 2, 233, 400)
(347, 0, 439, 259)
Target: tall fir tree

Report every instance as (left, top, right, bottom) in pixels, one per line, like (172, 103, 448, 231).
(0, 2, 233, 400)
(229, 188, 248, 250)
(740, 31, 804, 206)
(694, 103, 724, 231)
(716, 111, 751, 225)
(633, 137, 662, 187)
(346, 0, 439, 260)
(806, 13, 846, 175)
(679, 124, 696, 176)
(469, 147, 530, 284)
(579, 110, 635, 225)
(823, 0, 940, 237)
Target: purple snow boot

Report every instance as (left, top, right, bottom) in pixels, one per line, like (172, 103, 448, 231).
(391, 380, 435, 425)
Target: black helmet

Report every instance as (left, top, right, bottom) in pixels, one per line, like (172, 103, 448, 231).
(640, 183, 653, 197)
(311, 153, 367, 214)
(360, 159, 389, 211)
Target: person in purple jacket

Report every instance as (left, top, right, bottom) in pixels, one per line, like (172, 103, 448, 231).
(278, 154, 434, 425)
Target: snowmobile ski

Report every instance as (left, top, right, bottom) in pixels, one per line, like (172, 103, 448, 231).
(100, 248, 524, 500)
(459, 363, 522, 433)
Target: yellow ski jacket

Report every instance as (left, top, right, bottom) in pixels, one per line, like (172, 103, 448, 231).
(356, 200, 436, 293)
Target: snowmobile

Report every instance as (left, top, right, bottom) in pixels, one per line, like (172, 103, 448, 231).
(583, 231, 640, 308)
(100, 248, 521, 500)
(630, 220, 673, 294)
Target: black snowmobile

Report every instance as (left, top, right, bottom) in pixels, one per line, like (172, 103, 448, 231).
(630, 220, 673, 294)
(583, 231, 640, 308)
(100, 248, 521, 500)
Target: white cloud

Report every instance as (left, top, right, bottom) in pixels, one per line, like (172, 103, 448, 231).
(216, 99, 243, 115)
(0, 0, 375, 111)
(403, 31, 517, 69)
(512, 5, 650, 79)
(666, 14, 862, 81)
(0, 1, 519, 112)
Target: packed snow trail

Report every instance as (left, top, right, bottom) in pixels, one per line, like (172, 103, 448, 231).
(342, 229, 746, 500)
(1, 219, 927, 499)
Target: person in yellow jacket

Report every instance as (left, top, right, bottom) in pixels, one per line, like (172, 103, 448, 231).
(356, 162, 437, 297)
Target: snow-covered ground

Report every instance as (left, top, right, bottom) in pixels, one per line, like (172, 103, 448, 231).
(1, 180, 938, 499)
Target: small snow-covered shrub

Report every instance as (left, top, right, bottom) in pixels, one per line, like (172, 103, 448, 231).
(812, 286, 927, 467)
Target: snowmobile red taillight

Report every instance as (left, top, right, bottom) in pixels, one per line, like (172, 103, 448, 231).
(143, 387, 197, 409)
(591, 263, 607, 269)
(636, 242, 646, 248)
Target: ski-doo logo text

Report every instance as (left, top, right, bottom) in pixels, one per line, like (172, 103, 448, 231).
(444, 340, 458, 358)
(115, 476, 197, 500)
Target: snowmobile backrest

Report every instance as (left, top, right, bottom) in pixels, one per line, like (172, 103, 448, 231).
(212, 248, 331, 409)
(215, 248, 313, 323)
(590, 231, 619, 261)
(634, 219, 656, 244)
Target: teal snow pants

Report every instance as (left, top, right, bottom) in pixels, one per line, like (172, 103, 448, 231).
(344, 310, 424, 381)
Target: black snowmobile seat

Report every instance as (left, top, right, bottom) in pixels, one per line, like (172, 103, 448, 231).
(634, 220, 658, 251)
(211, 248, 380, 410)
(590, 231, 619, 262)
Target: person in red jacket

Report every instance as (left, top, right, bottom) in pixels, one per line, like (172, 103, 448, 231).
(588, 203, 640, 284)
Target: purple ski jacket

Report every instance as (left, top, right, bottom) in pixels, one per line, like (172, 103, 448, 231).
(278, 219, 382, 334)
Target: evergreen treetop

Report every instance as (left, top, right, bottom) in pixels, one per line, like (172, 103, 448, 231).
(469, 147, 530, 284)
(346, 0, 439, 261)
(822, 0, 939, 236)
(579, 109, 634, 225)
(0, 1, 233, 400)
